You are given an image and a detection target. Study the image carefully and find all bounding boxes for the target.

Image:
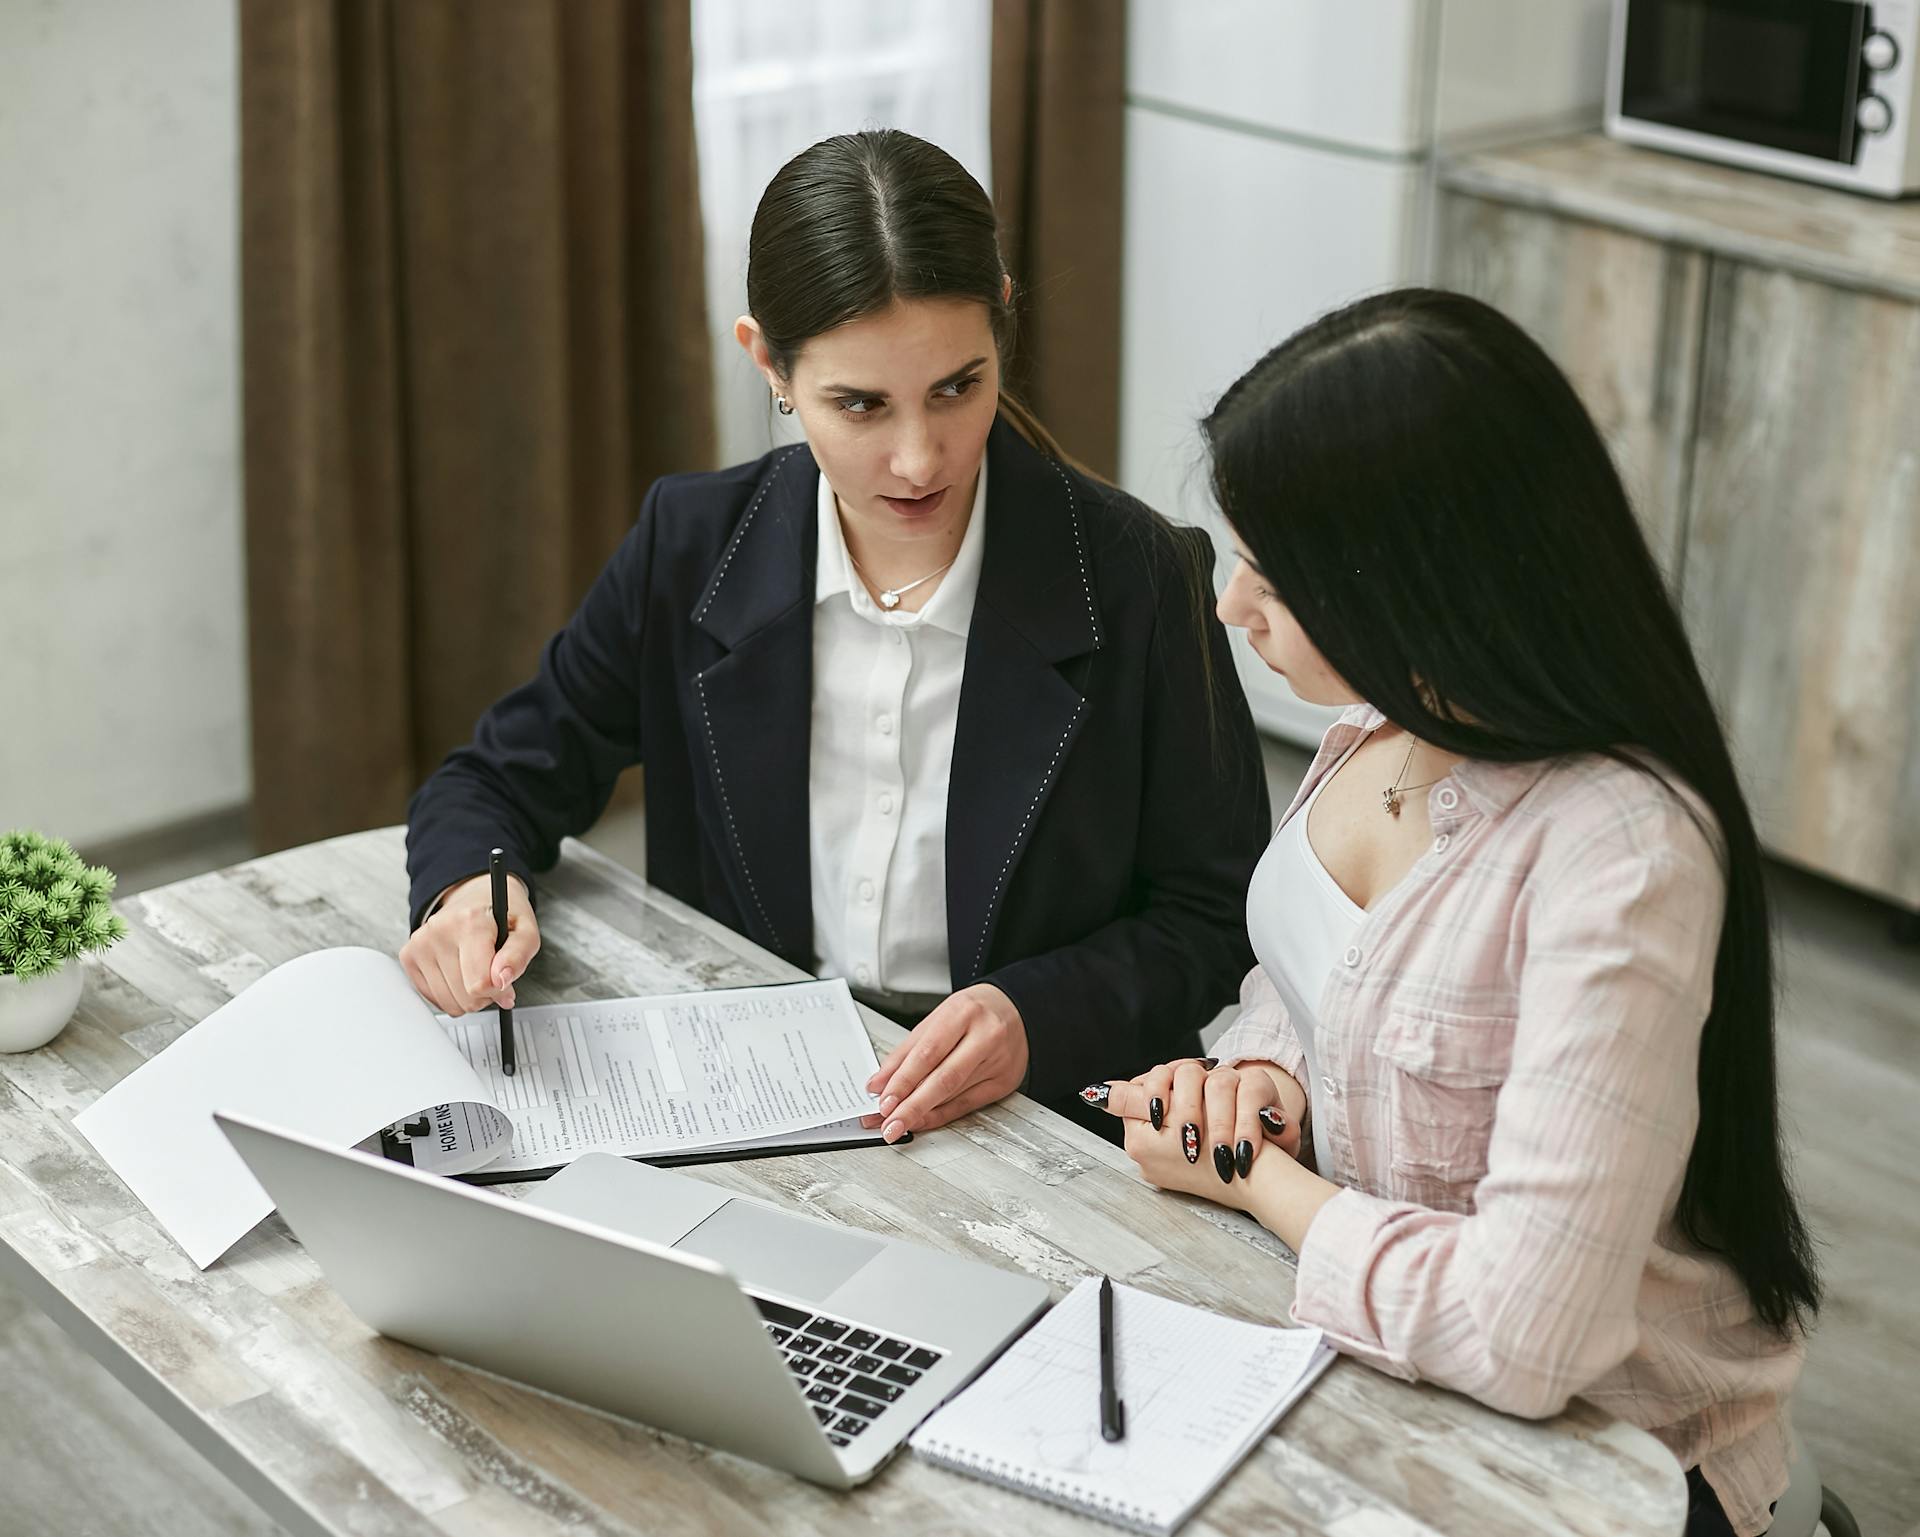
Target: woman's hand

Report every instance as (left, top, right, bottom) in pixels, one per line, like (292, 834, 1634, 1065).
(1097, 1058, 1340, 1253)
(1118, 1108, 1265, 1210)
(864, 983, 1029, 1142)
(399, 872, 539, 1015)
(1092, 1058, 1306, 1184)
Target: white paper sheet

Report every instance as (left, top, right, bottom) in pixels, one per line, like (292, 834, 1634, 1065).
(73, 952, 885, 1268)
(73, 948, 509, 1268)
(410, 980, 881, 1176)
(911, 1278, 1336, 1534)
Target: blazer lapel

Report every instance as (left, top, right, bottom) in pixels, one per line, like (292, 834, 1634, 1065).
(689, 445, 817, 962)
(947, 419, 1103, 984)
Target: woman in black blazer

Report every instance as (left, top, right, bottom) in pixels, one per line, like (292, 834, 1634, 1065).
(403, 129, 1268, 1140)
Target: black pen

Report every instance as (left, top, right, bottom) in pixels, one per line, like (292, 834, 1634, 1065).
(1099, 1274, 1125, 1442)
(489, 848, 515, 1077)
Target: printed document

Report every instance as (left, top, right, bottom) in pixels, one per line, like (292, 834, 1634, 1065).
(73, 947, 880, 1268)
(411, 984, 882, 1175)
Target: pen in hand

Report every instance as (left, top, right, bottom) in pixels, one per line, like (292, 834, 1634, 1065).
(1099, 1273, 1126, 1442)
(489, 848, 515, 1078)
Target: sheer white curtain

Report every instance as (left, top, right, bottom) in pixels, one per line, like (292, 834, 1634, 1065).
(692, 0, 993, 468)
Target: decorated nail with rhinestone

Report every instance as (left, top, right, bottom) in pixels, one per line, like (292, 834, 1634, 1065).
(1257, 1106, 1287, 1138)
(1079, 1083, 1111, 1108)
(1181, 1123, 1200, 1163)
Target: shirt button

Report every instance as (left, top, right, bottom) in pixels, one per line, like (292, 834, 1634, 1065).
(1434, 785, 1459, 811)
(1342, 945, 1362, 967)
(854, 965, 873, 986)
(1321, 1075, 1339, 1096)
(858, 879, 876, 904)
(1433, 833, 1451, 853)
(877, 793, 894, 815)
(891, 631, 905, 647)
(876, 713, 894, 736)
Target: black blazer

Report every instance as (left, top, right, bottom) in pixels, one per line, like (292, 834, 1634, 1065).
(407, 418, 1269, 1118)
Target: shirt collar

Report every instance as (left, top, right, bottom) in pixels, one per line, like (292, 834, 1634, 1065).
(814, 461, 987, 639)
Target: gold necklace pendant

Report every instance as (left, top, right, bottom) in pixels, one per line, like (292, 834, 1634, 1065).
(1383, 732, 1416, 816)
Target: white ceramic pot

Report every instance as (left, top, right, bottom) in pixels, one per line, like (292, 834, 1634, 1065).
(0, 961, 84, 1052)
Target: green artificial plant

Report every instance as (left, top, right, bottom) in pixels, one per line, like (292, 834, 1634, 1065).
(0, 830, 128, 980)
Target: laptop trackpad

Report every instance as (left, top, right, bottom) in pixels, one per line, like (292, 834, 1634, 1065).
(674, 1200, 881, 1300)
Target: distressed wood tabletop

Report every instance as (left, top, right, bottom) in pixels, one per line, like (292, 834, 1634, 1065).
(0, 829, 1686, 1537)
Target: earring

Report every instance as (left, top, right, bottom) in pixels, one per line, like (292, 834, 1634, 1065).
(775, 395, 794, 416)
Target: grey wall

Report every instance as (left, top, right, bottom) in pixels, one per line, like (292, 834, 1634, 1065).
(1, 0, 247, 848)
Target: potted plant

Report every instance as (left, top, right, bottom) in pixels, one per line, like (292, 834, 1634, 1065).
(0, 829, 128, 1052)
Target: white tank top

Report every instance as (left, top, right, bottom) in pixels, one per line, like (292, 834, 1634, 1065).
(1245, 743, 1364, 1173)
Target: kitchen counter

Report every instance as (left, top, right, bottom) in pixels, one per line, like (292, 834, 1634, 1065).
(1438, 131, 1920, 304)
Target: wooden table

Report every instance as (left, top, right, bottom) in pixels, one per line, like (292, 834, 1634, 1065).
(0, 829, 1686, 1537)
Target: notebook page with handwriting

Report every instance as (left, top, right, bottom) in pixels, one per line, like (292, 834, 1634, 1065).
(910, 1275, 1333, 1535)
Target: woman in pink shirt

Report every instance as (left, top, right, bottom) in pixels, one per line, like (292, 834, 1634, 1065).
(1090, 290, 1820, 1537)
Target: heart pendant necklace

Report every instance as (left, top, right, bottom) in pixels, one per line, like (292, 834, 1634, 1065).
(851, 555, 956, 611)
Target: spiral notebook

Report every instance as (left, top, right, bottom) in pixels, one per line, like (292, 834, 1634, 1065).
(909, 1276, 1334, 1535)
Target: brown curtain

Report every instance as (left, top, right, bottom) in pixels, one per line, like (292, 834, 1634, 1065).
(991, 1, 1126, 479)
(240, 0, 713, 854)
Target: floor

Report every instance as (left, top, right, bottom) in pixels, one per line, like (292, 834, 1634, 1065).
(4, 741, 1915, 1536)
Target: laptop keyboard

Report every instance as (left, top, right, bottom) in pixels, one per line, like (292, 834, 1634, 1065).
(750, 1296, 945, 1448)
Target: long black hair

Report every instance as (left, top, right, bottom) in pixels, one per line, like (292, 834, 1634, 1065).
(1202, 288, 1820, 1336)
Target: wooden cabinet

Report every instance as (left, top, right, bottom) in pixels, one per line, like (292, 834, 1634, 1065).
(1437, 196, 1705, 583)
(1437, 136, 1920, 909)
(1683, 265, 1920, 902)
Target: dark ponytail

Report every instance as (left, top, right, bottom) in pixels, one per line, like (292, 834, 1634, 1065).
(1202, 288, 1821, 1337)
(747, 130, 1230, 729)
(745, 128, 1074, 466)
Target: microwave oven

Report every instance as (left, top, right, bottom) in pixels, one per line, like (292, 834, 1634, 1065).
(1606, 0, 1920, 196)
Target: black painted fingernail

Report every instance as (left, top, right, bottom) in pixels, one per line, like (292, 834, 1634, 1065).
(1181, 1124, 1200, 1163)
(1257, 1106, 1287, 1138)
(1199, 1057, 1219, 1070)
(1212, 1144, 1234, 1184)
(1079, 1083, 1110, 1107)
(1149, 1096, 1164, 1131)
(1235, 1139, 1254, 1179)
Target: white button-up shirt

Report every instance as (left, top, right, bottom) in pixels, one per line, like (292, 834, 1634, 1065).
(809, 464, 986, 995)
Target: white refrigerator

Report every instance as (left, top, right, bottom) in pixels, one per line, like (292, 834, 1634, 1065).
(1118, 0, 1610, 745)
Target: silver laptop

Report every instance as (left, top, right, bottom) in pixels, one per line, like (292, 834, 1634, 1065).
(214, 1111, 1049, 1487)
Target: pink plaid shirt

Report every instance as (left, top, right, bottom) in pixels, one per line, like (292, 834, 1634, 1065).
(1215, 706, 1801, 1537)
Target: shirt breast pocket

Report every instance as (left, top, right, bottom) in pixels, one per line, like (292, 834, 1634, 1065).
(1370, 1008, 1514, 1213)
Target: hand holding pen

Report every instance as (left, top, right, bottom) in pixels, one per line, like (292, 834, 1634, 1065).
(396, 862, 539, 1019)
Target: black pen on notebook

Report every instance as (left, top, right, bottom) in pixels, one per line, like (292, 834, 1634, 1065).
(489, 848, 515, 1077)
(1099, 1274, 1125, 1442)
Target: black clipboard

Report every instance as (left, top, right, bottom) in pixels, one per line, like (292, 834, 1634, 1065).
(377, 1125, 897, 1184)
